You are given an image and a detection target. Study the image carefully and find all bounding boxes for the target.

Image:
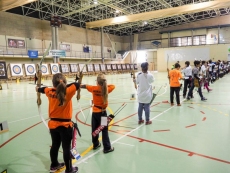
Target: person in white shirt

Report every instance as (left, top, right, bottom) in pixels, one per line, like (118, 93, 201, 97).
(182, 61, 192, 98)
(201, 61, 212, 92)
(135, 62, 154, 125)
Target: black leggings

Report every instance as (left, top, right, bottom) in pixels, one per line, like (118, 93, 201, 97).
(170, 87, 180, 104)
(50, 126, 73, 171)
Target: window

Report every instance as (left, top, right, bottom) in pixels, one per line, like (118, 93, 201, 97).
(170, 35, 206, 47)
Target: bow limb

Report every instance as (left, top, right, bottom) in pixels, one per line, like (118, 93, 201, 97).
(76, 57, 93, 121)
(167, 54, 170, 84)
(36, 44, 51, 129)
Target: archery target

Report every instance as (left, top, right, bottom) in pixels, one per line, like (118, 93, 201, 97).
(100, 64, 106, 71)
(94, 64, 100, 72)
(117, 64, 122, 70)
(60, 64, 69, 73)
(41, 64, 49, 75)
(112, 64, 117, 70)
(10, 64, 23, 76)
(70, 64, 78, 73)
(87, 64, 94, 72)
(79, 64, 87, 72)
(25, 64, 36, 76)
(106, 64, 111, 70)
(50, 63, 60, 74)
(126, 64, 130, 70)
(0, 61, 7, 79)
(122, 64, 126, 70)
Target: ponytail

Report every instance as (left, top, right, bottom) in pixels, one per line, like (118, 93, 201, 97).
(97, 74, 108, 104)
(52, 73, 67, 106)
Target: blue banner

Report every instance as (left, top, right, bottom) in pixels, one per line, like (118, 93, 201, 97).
(28, 50, 38, 58)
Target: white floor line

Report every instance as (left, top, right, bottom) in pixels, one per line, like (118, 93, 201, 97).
(115, 142, 135, 147)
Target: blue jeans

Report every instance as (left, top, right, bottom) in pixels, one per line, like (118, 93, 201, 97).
(138, 103, 150, 122)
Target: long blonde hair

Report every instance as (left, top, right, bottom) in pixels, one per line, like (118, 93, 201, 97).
(52, 73, 67, 106)
(97, 74, 108, 104)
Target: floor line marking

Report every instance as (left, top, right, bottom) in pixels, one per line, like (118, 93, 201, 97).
(115, 142, 134, 147)
(186, 124, 196, 128)
(153, 129, 170, 132)
(73, 103, 178, 167)
(109, 130, 230, 165)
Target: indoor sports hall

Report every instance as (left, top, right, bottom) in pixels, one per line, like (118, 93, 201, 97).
(1, 1, 230, 173)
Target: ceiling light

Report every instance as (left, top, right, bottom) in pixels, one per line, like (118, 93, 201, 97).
(115, 10, 120, 13)
(93, 0, 98, 4)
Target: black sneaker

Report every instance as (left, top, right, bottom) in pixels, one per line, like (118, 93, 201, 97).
(65, 167, 78, 173)
(103, 147, 114, 154)
(201, 97, 207, 101)
(187, 96, 190, 100)
(93, 142, 101, 150)
(50, 162, 65, 172)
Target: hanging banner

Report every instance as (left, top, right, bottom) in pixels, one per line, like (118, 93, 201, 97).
(41, 64, 49, 75)
(50, 63, 60, 74)
(25, 64, 36, 76)
(10, 64, 23, 76)
(8, 39, 25, 48)
(60, 64, 70, 73)
(0, 61, 7, 79)
(69, 64, 79, 73)
(49, 50, 66, 57)
(78, 64, 87, 72)
(28, 50, 38, 58)
(60, 44, 70, 52)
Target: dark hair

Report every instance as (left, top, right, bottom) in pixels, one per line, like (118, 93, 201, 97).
(141, 62, 148, 71)
(209, 60, 212, 63)
(175, 63, 180, 68)
(52, 73, 67, 106)
(202, 61, 206, 65)
(97, 74, 108, 104)
(185, 61, 190, 66)
(194, 60, 200, 66)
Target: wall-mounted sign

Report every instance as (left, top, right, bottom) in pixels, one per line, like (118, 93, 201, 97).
(28, 50, 38, 58)
(8, 39, 25, 48)
(60, 44, 70, 52)
(49, 50, 66, 57)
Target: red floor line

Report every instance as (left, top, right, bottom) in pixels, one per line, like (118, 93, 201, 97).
(154, 129, 170, 132)
(109, 129, 230, 165)
(0, 121, 43, 148)
(202, 117, 206, 121)
(200, 111, 205, 114)
(186, 124, 196, 128)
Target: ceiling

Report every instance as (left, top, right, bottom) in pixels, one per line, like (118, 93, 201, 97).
(6, 0, 230, 36)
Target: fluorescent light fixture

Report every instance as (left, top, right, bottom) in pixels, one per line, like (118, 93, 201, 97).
(115, 10, 120, 13)
(93, 0, 98, 4)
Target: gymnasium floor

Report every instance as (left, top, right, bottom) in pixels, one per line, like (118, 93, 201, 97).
(0, 72, 230, 173)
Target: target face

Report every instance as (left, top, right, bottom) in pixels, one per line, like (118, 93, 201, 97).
(0, 70, 5, 76)
(0, 62, 7, 79)
(13, 65, 21, 74)
(41, 65, 47, 73)
(27, 65, 35, 74)
(52, 65, 59, 73)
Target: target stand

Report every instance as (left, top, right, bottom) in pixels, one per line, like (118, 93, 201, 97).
(0, 121, 9, 134)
